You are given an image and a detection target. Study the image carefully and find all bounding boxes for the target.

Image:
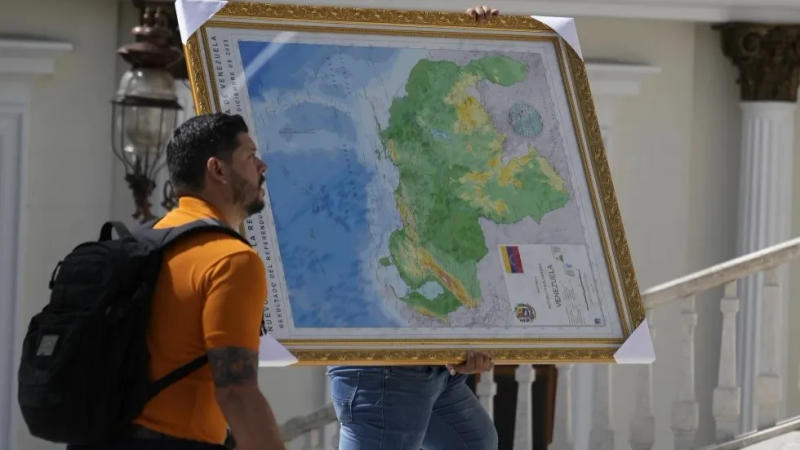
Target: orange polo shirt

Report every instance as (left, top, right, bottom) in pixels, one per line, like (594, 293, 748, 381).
(133, 196, 266, 444)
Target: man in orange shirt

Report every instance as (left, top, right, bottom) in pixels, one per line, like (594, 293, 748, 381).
(70, 113, 285, 450)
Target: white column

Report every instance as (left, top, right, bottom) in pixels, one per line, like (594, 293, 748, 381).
(550, 364, 575, 450)
(736, 102, 796, 432)
(757, 268, 782, 428)
(713, 281, 741, 441)
(476, 367, 497, 419)
(671, 295, 699, 450)
(589, 365, 614, 450)
(513, 365, 536, 450)
(0, 38, 72, 450)
(629, 310, 656, 450)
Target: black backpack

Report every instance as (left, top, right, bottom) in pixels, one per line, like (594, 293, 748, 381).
(17, 218, 251, 445)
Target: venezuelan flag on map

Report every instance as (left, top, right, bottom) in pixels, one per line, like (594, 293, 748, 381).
(501, 246, 524, 274)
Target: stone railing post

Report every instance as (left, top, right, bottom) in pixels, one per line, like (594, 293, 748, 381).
(513, 365, 536, 450)
(713, 281, 742, 441)
(671, 295, 699, 450)
(477, 367, 497, 420)
(589, 365, 614, 450)
(550, 364, 575, 450)
(630, 310, 656, 450)
(757, 268, 782, 428)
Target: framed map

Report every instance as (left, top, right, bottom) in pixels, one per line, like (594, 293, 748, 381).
(184, 2, 644, 364)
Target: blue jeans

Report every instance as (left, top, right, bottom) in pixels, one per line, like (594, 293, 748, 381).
(328, 366, 498, 450)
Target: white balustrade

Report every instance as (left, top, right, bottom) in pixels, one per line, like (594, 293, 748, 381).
(640, 237, 800, 448)
(513, 364, 536, 450)
(280, 403, 337, 446)
(304, 427, 324, 450)
(713, 281, 741, 441)
(756, 267, 782, 428)
(671, 295, 699, 450)
(550, 364, 575, 450)
(641, 236, 800, 310)
(629, 310, 656, 450)
(477, 367, 497, 419)
(589, 365, 614, 450)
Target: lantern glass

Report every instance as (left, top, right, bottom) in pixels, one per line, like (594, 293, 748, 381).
(111, 67, 180, 176)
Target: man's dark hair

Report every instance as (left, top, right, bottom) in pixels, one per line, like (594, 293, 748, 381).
(166, 113, 249, 192)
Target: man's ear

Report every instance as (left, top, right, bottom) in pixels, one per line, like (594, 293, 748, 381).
(206, 157, 228, 184)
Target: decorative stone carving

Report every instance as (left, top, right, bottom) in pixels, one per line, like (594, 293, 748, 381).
(718, 23, 800, 102)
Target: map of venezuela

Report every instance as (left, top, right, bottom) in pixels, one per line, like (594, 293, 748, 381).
(382, 56, 569, 318)
(240, 39, 579, 329)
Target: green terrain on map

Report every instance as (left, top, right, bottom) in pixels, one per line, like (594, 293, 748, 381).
(379, 55, 570, 319)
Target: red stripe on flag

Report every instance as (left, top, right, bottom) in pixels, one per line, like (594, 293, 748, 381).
(507, 246, 524, 273)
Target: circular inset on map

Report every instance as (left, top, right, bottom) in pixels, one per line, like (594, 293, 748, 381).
(508, 103, 544, 137)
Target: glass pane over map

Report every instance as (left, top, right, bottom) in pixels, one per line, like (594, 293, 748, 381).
(202, 26, 626, 342)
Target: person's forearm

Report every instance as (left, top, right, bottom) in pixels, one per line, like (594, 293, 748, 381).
(217, 386, 286, 450)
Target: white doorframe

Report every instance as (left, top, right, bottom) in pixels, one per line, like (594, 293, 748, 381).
(0, 97, 28, 450)
(0, 38, 72, 450)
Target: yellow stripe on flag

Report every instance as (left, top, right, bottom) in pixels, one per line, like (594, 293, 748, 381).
(501, 246, 512, 273)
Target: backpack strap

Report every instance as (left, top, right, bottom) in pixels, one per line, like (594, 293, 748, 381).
(137, 218, 253, 397)
(99, 221, 133, 241)
(135, 218, 252, 250)
(147, 354, 209, 400)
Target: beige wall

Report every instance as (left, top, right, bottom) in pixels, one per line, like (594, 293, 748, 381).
(686, 22, 741, 444)
(578, 16, 697, 449)
(0, 0, 120, 449)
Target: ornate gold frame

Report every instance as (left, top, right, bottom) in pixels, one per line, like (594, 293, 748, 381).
(183, 2, 644, 365)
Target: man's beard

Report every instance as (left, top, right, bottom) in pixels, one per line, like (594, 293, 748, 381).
(245, 197, 265, 216)
(231, 171, 265, 217)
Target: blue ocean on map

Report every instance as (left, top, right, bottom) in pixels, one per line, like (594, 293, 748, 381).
(240, 41, 410, 328)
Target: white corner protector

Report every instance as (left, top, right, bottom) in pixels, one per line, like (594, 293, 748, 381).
(175, 0, 228, 44)
(530, 15, 583, 60)
(258, 334, 298, 367)
(613, 319, 655, 364)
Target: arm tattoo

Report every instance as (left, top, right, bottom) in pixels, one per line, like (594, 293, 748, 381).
(207, 347, 258, 388)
